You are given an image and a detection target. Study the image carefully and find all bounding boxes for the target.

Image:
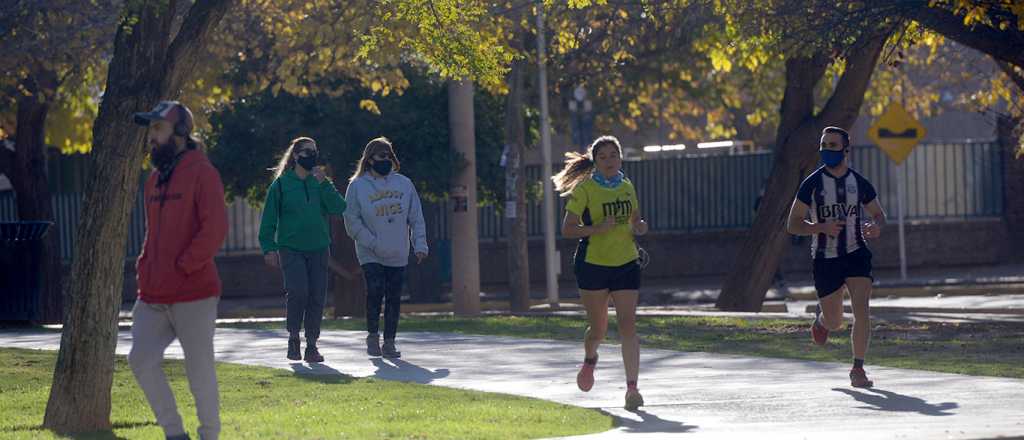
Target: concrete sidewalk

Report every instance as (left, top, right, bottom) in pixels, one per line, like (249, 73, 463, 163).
(496, 262, 1024, 304)
(2, 328, 1023, 439)
(184, 262, 1024, 320)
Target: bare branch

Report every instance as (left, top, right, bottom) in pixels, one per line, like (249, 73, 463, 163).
(162, 0, 234, 98)
(904, 3, 1024, 70)
(817, 31, 890, 126)
(774, 53, 830, 149)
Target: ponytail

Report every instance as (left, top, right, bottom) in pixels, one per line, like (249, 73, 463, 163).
(552, 152, 596, 196)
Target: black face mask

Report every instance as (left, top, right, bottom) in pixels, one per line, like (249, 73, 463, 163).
(296, 154, 318, 171)
(371, 159, 392, 176)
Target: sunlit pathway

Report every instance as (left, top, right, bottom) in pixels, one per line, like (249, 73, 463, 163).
(3, 328, 1022, 439)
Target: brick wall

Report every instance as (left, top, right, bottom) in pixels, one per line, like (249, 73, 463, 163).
(477, 218, 1012, 287)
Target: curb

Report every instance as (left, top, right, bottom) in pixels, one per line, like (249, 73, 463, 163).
(803, 304, 1024, 315)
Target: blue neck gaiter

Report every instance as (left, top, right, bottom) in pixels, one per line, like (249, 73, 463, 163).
(592, 170, 625, 189)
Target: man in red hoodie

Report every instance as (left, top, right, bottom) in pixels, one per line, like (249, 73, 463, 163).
(129, 101, 228, 440)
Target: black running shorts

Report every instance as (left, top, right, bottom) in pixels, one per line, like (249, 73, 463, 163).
(575, 259, 642, 292)
(812, 247, 873, 298)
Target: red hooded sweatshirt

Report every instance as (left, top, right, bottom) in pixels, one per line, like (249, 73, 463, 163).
(136, 149, 228, 304)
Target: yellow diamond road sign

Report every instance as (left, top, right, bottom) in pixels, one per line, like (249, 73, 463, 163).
(867, 103, 926, 165)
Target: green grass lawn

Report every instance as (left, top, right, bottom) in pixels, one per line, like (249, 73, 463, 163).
(224, 315, 1024, 379)
(0, 348, 611, 440)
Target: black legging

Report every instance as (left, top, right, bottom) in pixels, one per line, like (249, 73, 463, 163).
(363, 263, 405, 340)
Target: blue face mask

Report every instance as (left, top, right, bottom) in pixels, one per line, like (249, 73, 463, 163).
(821, 149, 845, 168)
(592, 170, 624, 189)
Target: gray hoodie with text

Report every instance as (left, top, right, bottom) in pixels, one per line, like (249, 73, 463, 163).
(343, 172, 428, 267)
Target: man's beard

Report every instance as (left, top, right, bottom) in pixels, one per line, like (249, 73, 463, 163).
(151, 139, 178, 172)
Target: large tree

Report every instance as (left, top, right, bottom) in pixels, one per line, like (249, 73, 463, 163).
(0, 1, 121, 323)
(766, 1, 1024, 145)
(504, 54, 531, 312)
(42, 0, 232, 432)
(715, 1, 893, 311)
(714, 0, 1023, 310)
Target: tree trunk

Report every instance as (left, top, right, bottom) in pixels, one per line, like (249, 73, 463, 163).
(505, 60, 531, 312)
(449, 79, 481, 316)
(43, 0, 232, 433)
(998, 114, 1024, 260)
(10, 71, 63, 324)
(716, 33, 888, 311)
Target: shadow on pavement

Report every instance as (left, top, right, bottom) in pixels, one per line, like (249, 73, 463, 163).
(370, 357, 450, 384)
(289, 362, 354, 384)
(611, 409, 698, 434)
(833, 387, 958, 416)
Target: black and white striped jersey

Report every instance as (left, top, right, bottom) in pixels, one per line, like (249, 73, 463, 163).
(796, 166, 878, 260)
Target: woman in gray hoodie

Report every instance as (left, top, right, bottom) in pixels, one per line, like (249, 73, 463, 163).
(344, 137, 428, 358)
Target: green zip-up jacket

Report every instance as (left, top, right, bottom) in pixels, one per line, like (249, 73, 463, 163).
(259, 169, 346, 254)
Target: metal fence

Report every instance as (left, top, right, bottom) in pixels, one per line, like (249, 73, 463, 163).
(427, 141, 1005, 241)
(0, 140, 1006, 260)
(439, 150, 776, 241)
(849, 141, 1004, 219)
(0, 187, 262, 262)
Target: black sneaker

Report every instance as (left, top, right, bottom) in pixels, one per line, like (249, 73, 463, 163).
(305, 344, 324, 363)
(382, 339, 401, 358)
(287, 337, 301, 361)
(366, 334, 382, 357)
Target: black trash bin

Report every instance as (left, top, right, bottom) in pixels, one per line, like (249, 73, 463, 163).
(0, 221, 53, 323)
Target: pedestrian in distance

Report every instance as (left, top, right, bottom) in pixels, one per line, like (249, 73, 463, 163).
(344, 137, 428, 359)
(259, 136, 348, 363)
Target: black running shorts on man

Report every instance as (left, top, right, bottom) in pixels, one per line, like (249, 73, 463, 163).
(797, 166, 878, 298)
(812, 247, 873, 298)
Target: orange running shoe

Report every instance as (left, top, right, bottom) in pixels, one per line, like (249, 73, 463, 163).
(576, 356, 597, 392)
(625, 388, 645, 411)
(811, 306, 829, 346)
(850, 367, 874, 388)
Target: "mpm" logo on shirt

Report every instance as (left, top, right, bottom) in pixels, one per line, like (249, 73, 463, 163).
(602, 199, 633, 220)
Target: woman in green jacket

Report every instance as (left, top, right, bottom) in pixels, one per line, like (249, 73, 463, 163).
(259, 137, 347, 363)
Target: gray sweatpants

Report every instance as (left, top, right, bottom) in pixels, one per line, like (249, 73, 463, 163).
(280, 248, 329, 342)
(129, 296, 220, 440)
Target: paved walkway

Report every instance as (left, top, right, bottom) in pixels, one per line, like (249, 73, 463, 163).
(2, 329, 1022, 439)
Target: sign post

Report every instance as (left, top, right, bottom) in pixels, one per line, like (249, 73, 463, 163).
(896, 165, 906, 280)
(536, 1, 559, 306)
(867, 103, 926, 281)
